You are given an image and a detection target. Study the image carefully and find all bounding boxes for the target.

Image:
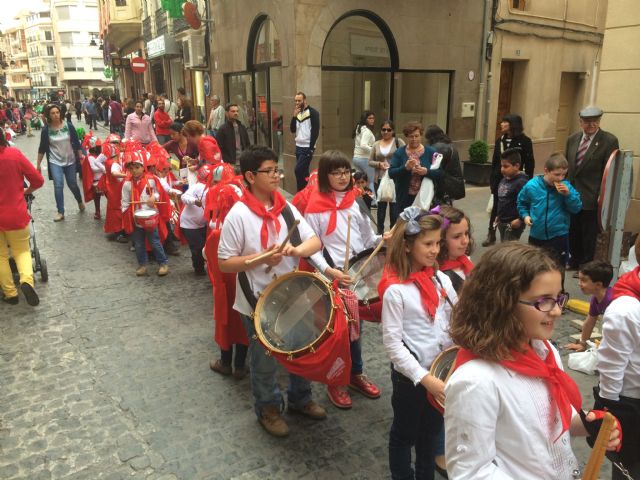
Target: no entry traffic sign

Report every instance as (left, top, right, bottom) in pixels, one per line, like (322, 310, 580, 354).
(131, 57, 147, 73)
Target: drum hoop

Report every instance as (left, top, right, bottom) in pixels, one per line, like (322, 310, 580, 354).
(253, 270, 337, 357)
(134, 210, 157, 218)
(349, 246, 386, 304)
(430, 346, 460, 408)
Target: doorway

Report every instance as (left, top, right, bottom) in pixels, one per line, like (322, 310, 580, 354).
(495, 61, 514, 140)
(555, 72, 584, 152)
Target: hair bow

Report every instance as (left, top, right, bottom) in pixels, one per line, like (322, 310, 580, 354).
(428, 205, 450, 230)
(400, 206, 424, 235)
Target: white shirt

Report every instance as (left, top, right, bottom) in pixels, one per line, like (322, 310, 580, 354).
(598, 295, 640, 400)
(304, 193, 380, 273)
(217, 201, 318, 316)
(208, 105, 225, 130)
(88, 154, 106, 184)
(381, 271, 457, 384)
(445, 340, 579, 480)
(180, 183, 208, 229)
(353, 125, 376, 158)
(110, 161, 124, 182)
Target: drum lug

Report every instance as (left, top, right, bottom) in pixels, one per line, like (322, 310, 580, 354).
(252, 334, 258, 341)
(287, 354, 293, 360)
(309, 346, 315, 353)
(265, 349, 272, 357)
(327, 327, 334, 333)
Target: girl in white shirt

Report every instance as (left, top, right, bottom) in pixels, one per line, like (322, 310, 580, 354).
(179, 166, 209, 275)
(436, 205, 475, 295)
(445, 242, 620, 480)
(379, 206, 457, 480)
(352, 110, 377, 202)
(304, 150, 382, 410)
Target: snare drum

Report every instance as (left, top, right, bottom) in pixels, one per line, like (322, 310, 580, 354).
(253, 270, 352, 385)
(348, 247, 386, 322)
(134, 209, 160, 231)
(427, 346, 460, 413)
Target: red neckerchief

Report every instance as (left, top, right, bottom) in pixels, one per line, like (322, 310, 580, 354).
(241, 189, 287, 249)
(305, 188, 358, 235)
(456, 341, 582, 438)
(439, 256, 474, 276)
(378, 266, 440, 319)
(613, 266, 640, 301)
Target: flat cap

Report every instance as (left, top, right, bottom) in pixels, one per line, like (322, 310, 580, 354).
(579, 106, 604, 118)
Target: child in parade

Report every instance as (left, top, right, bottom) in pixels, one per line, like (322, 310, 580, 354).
(98, 134, 128, 243)
(379, 206, 457, 480)
(121, 149, 171, 277)
(204, 164, 249, 379)
(353, 171, 373, 211)
(435, 205, 474, 294)
(179, 166, 209, 275)
(445, 242, 620, 479)
(217, 145, 325, 438)
(517, 153, 582, 291)
(81, 135, 105, 220)
(565, 260, 614, 352)
(496, 147, 528, 242)
(304, 150, 382, 409)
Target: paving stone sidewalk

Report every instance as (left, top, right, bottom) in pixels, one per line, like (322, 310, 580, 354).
(0, 131, 612, 479)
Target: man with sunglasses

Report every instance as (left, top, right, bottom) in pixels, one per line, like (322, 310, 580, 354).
(566, 106, 619, 270)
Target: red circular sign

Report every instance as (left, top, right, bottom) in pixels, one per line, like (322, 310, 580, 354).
(57, 90, 65, 96)
(131, 56, 147, 73)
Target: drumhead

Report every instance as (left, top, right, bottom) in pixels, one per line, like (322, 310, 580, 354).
(348, 247, 386, 302)
(254, 271, 335, 356)
(430, 346, 460, 387)
(134, 209, 157, 218)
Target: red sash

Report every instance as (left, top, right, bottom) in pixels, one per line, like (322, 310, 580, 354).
(439, 256, 474, 276)
(305, 188, 358, 235)
(241, 190, 287, 249)
(378, 266, 440, 319)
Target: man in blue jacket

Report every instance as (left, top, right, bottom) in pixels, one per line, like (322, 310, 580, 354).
(518, 153, 582, 289)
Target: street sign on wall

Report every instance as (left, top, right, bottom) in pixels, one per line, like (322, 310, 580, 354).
(131, 57, 148, 74)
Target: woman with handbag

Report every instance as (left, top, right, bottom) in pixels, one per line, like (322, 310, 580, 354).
(388, 121, 441, 217)
(369, 120, 404, 234)
(36, 104, 85, 222)
(425, 125, 465, 206)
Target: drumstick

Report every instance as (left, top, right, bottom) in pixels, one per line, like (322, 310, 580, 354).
(130, 201, 167, 204)
(352, 224, 396, 283)
(244, 220, 300, 267)
(343, 215, 352, 275)
(581, 411, 615, 480)
(265, 220, 301, 273)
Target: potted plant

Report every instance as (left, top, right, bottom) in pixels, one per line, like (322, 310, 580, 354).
(463, 140, 492, 186)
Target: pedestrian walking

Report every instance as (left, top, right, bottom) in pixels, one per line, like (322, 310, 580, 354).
(36, 104, 85, 222)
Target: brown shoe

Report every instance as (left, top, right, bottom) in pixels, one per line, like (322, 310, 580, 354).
(78, 202, 86, 212)
(259, 406, 289, 437)
(53, 213, 65, 222)
(289, 400, 327, 420)
(233, 366, 248, 380)
(157, 264, 169, 276)
(135, 266, 147, 276)
(209, 359, 232, 376)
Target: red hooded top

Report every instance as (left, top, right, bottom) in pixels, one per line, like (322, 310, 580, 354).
(0, 146, 44, 230)
(198, 136, 222, 165)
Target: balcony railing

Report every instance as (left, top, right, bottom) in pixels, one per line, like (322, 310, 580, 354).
(142, 16, 152, 42)
(172, 16, 189, 34)
(155, 9, 168, 36)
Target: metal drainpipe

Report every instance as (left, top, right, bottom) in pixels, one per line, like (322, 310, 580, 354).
(476, 0, 493, 142)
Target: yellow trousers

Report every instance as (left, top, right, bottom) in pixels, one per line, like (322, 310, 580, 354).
(0, 227, 33, 298)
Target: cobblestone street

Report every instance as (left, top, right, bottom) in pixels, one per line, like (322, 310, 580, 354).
(1, 129, 612, 479)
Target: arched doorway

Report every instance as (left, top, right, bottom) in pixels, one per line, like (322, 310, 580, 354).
(225, 16, 284, 160)
(322, 12, 451, 154)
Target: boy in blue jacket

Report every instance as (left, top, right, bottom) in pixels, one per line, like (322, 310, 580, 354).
(517, 153, 582, 289)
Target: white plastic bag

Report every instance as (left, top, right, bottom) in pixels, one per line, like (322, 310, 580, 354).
(413, 177, 435, 210)
(568, 348, 598, 375)
(378, 171, 395, 203)
(486, 194, 494, 214)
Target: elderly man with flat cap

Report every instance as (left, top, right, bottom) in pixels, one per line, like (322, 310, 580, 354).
(566, 106, 619, 270)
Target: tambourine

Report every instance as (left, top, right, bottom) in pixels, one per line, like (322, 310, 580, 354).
(427, 346, 460, 414)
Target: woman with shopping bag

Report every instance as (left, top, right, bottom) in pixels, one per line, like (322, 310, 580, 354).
(369, 120, 405, 234)
(388, 121, 441, 215)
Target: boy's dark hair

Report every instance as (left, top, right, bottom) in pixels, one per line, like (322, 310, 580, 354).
(225, 103, 238, 112)
(318, 150, 353, 193)
(88, 145, 101, 155)
(239, 145, 278, 181)
(579, 260, 614, 287)
(169, 122, 183, 133)
(500, 147, 522, 166)
(353, 171, 368, 182)
(545, 153, 569, 171)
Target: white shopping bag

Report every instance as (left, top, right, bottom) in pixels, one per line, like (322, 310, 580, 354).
(568, 347, 598, 375)
(378, 171, 396, 203)
(413, 177, 435, 210)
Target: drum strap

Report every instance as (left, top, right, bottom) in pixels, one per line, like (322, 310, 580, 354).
(433, 274, 455, 309)
(356, 196, 376, 226)
(238, 204, 302, 312)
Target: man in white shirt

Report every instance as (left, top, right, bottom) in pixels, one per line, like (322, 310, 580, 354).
(206, 95, 225, 137)
(289, 91, 320, 192)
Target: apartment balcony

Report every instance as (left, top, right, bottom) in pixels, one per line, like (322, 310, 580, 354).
(104, 0, 142, 49)
(142, 16, 153, 43)
(155, 9, 168, 36)
(172, 16, 190, 35)
(8, 79, 31, 88)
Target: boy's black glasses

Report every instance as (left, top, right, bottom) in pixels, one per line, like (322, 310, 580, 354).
(518, 293, 569, 312)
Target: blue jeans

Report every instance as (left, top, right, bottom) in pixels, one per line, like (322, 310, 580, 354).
(49, 162, 83, 215)
(132, 226, 168, 266)
(294, 146, 314, 192)
(350, 320, 364, 375)
(353, 156, 376, 201)
(240, 314, 313, 417)
(181, 227, 206, 273)
(389, 368, 443, 480)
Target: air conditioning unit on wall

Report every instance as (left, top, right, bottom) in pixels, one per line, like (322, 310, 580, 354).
(181, 31, 206, 68)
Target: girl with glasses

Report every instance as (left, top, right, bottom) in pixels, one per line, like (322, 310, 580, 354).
(368, 120, 405, 234)
(304, 150, 382, 410)
(445, 242, 620, 479)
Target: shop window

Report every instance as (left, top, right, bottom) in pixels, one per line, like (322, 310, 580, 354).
(226, 72, 255, 145)
(254, 18, 281, 64)
(322, 15, 391, 68)
(393, 72, 450, 133)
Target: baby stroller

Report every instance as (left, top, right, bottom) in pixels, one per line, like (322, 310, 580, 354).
(9, 194, 48, 283)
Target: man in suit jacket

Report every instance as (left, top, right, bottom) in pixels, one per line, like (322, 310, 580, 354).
(566, 106, 619, 269)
